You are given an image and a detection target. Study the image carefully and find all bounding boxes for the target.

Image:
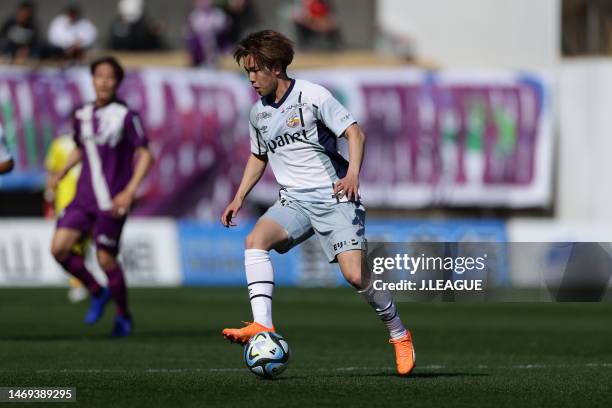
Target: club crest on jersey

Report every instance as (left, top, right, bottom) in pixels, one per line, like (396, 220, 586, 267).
(286, 113, 301, 128)
(267, 129, 308, 154)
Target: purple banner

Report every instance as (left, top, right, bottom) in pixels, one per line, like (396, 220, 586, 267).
(0, 67, 551, 216)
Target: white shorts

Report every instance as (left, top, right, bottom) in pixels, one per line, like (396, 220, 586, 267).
(261, 192, 366, 263)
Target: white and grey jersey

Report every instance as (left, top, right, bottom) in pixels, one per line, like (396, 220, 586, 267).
(0, 125, 13, 163)
(249, 79, 356, 203)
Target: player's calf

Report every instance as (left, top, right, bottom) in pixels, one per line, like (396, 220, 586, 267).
(52, 230, 103, 297)
(97, 249, 131, 320)
(222, 218, 288, 345)
(337, 250, 415, 375)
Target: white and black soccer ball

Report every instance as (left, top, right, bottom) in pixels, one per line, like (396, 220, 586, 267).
(244, 332, 290, 378)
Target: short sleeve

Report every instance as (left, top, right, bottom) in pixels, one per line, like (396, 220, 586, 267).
(316, 94, 356, 137)
(249, 120, 267, 155)
(124, 111, 149, 148)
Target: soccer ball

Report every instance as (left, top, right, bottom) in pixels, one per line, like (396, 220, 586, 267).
(244, 332, 290, 378)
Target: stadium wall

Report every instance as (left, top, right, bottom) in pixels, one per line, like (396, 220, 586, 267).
(3, 218, 612, 290)
(377, 0, 560, 69)
(0, 218, 508, 287)
(557, 60, 612, 223)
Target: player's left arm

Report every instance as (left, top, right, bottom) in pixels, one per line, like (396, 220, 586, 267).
(334, 123, 365, 201)
(112, 146, 154, 217)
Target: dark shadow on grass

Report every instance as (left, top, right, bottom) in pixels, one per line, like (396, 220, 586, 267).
(0, 328, 221, 342)
(261, 372, 490, 381)
(133, 329, 222, 339)
(0, 334, 105, 341)
(407, 372, 490, 379)
(333, 372, 490, 379)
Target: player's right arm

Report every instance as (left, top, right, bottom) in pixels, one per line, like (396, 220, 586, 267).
(46, 147, 82, 191)
(221, 153, 268, 227)
(48, 109, 83, 191)
(221, 110, 269, 227)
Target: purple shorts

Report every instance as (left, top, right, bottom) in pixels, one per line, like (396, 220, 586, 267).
(56, 202, 126, 255)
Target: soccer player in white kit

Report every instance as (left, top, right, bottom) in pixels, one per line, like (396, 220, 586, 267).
(221, 30, 415, 375)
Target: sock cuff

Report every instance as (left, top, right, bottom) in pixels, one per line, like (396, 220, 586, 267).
(245, 248, 270, 266)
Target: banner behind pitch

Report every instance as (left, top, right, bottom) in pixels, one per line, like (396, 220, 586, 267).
(0, 67, 551, 212)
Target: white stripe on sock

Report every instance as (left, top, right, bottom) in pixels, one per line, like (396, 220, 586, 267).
(358, 284, 407, 340)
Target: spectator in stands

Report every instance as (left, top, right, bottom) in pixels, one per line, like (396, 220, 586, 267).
(184, 0, 230, 67)
(48, 4, 97, 61)
(109, 0, 165, 51)
(221, 0, 257, 45)
(0, 1, 40, 63)
(292, 0, 341, 50)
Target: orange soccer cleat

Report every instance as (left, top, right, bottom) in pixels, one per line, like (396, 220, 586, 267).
(389, 331, 416, 376)
(222, 321, 275, 345)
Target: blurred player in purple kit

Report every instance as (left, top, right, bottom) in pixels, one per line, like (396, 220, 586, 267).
(49, 56, 154, 337)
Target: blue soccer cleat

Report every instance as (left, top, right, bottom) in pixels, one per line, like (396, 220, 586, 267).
(111, 315, 133, 338)
(84, 287, 112, 325)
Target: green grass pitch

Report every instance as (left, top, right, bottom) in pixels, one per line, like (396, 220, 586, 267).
(1, 288, 611, 407)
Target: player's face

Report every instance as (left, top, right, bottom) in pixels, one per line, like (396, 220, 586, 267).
(92, 63, 118, 104)
(243, 55, 277, 97)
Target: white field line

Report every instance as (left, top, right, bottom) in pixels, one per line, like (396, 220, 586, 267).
(24, 363, 612, 374)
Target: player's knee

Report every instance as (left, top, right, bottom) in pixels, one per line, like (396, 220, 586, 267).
(344, 271, 362, 289)
(245, 233, 255, 249)
(96, 251, 117, 271)
(245, 232, 269, 250)
(51, 242, 70, 262)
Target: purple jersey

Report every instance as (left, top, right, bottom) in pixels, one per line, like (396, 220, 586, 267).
(72, 101, 148, 211)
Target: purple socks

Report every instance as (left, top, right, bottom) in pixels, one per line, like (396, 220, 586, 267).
(104, 264, 129, 317)
(59, 254, 102, 296)
(59, 253, 129, 317)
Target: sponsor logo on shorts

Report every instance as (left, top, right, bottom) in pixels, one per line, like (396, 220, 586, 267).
(97, 234, 117, 247)
(333, 238, 359, 251)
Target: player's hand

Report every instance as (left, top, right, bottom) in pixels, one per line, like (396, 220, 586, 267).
(334, 172, 360, 201)
(46, 173, 62, 192)
(112, 189, 134, 218)
(221, 198, 243, 227)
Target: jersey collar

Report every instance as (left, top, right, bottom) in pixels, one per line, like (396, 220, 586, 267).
(262, 79, 295, 109)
